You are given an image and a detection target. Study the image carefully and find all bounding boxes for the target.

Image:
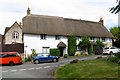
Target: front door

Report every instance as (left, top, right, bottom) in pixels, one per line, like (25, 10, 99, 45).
(59, 47, 65, 57)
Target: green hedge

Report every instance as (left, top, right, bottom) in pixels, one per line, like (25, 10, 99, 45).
(68, 36, 76, 56)
(50, 48, 60, 57)
(107, 52, 120, 64)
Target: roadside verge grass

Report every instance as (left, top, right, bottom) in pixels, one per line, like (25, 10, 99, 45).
(55, 59, 119, 79)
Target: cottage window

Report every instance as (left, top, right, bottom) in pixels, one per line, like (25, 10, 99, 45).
(13, 31, 19, 39)
(41, 34, 46, 40)
(55, 35, 60, 40)
(42, 47, 50, 53)
(90, 37, 95, 40)
(102, 37, 106, 41)
(76, 36, 79, 41)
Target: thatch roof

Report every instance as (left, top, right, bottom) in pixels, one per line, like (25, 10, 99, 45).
(22, 14, 113, 38)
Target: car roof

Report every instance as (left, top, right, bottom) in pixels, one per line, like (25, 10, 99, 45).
(1, 52, 18, 54)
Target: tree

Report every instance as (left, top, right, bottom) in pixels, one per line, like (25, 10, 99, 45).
(96, 40, 105, 48)
(68, 35, 76, 56)
(110, 0, 120, 14)
(110, 27, 119, 39)
(78, 37, 91, 54)
(110, 27, 120, 48)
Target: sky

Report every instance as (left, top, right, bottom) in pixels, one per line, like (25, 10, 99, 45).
(0, 0, 118, 35)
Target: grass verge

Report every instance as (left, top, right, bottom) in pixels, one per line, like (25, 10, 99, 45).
(55, 59, 119, 79)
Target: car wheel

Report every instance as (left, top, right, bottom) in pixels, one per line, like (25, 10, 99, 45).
(110, 51, 113, 55)
(53, 58, 58, 62)
(9, 61, 14, 66)
(34, 60, 40, 64)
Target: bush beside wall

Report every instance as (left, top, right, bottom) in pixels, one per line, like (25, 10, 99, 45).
(50, 48, 60, 57)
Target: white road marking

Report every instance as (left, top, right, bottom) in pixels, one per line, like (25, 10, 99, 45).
(51, 66, 55, 67)
(28, 68, 35, 70)
(55, 65, 58, 67)
(36, 67, 42, 69)
(60, 64, 65, 66)
(11, 70, 17, 72)
(19, 69, 26, 71)
(44, 66, 50, 69)
(2, 71, 8, 73)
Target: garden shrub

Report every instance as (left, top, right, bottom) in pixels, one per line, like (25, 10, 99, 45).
(63, 54, 68, 58)
(70, 59, 79, 64)
(68, 35, 76, 56)
(107, 52, 120, 64)
(114, 52, 120, 59)
(88, 44, 94, 54)
(50, 48, 60, 57)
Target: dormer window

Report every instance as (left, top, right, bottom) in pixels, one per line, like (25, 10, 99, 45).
(13, 31, 19, 39)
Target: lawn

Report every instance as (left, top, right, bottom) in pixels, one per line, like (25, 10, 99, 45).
(55, 59, 119, 79)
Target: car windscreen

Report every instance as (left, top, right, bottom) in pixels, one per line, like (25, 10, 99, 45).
(104, 47, 109, 49)
(0, 54, 8, 58)
(36, 53, 49, 57)
(0, 54, 2, 58)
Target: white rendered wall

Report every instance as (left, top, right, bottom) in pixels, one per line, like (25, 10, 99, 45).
(24, 34, 68, 55)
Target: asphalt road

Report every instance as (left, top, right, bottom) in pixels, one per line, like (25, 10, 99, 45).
(1, 55, 105, 79)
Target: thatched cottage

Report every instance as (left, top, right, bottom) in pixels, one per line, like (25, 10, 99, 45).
(22, 8, 113, 56)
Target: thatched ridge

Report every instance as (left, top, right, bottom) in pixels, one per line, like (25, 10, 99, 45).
(22, 14, 113, 38)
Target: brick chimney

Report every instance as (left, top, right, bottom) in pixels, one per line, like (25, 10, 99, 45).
(27, 7, 31, 16)
(99, 17, 104, 26)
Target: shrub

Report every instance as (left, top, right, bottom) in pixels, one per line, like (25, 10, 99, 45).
(68, 36, 76, 56)
(31, 49, 36, 59)
(27, 55, 32, 61)
(50, 48, 60, 57)
(107, 56, 119, 63)
(63, 54, 68, 58)
(70, 59, 79, 64)
(114, 52, 120, 59)
(88, 44, 93, 54)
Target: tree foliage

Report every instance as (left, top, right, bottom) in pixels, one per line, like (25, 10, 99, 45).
(110, 27, 119, 39)
(78, 37, 93, 54)
(110, 27, 120, 48)
(78, 37, 90, 48)
(96, 39, 105, 48)
(110, 0, 120, 14)
(68, 35, 76, 56)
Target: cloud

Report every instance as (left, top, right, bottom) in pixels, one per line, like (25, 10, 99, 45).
(0, 0, 118, 34)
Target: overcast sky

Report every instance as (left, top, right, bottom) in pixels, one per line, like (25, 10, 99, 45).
(0, 0, 118, 35)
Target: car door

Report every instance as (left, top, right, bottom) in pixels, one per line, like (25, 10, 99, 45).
(2, 54, 9, 64)
(111, 47, 118, 53)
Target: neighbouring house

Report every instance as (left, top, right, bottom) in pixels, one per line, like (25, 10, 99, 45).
(22, 8, 113, 56)
(3, 22, 23, 44)
(2, 22, 24, 54)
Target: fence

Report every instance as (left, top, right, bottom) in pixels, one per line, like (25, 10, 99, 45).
(2, 43, 24, 53)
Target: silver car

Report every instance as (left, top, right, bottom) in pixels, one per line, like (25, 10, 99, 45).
(103, 46, 120, 54)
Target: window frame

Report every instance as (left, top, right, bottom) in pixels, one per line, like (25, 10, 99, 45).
(55, 35, 61, 40)
(40, 34, 46, 40)
(12, 31, 19, 39)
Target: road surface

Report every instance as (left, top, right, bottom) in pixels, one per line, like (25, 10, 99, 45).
(1, 55, 105, 79)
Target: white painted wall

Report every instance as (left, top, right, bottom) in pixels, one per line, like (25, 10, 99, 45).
(24, 34, 68, 55)
(24, 34, 113, 56)
(76, 37, 112, 47)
